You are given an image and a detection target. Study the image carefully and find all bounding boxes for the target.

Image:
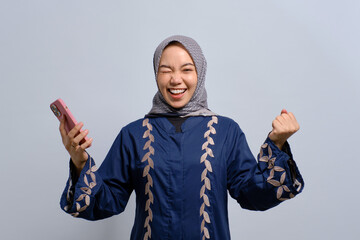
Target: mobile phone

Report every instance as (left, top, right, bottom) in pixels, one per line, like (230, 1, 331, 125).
(50, 98, 88, 142)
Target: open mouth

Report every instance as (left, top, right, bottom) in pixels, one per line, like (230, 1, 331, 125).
(168, 88, 187, 95)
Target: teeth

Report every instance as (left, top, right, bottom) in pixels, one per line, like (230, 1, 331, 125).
(169, 89, 186, 94)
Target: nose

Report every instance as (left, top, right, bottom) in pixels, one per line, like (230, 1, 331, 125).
(170, 71, 182, 85)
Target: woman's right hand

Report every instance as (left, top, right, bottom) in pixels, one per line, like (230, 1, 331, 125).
(59, 117, 93, 175)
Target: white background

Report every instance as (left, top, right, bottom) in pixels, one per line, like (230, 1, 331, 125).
(1, 0, 359, 239)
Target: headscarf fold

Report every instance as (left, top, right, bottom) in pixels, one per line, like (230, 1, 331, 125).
(146, 35, 216, 117)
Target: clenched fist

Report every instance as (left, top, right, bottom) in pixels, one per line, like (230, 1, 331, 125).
(268, 109, 300, 149)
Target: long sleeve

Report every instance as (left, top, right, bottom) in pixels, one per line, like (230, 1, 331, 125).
(60, 128, 134, 220)
(227, 123, 304, 211)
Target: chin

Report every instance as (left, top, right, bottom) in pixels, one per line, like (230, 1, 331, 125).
(167, 100, 189, 109)
(170, 103, 186, 109)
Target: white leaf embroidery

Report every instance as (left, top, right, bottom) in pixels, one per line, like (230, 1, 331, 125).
(201, 219, 205, 232)
(280, 172, 286, 184)
(259, 156, 269, 162)
(72, 212, 79, 217)
(200, 185, 206, 198)
(204, 226, 210, 239)
(201, 169, 207, 181)
(207, 136, 214, 145)
(207, 148, 214, 158)
(149, 146, 155, 155)
(145, 199, 151, 211)
(277, 187, 283, 199)
(204, 130, 211, 138)
(143, 165, 150, 177)
(283, 185, 290, 192)
(143, 129, 150, 139)
(212, 116, 218, 124)
(210, 126, 216, 134)
(267, 169, 274, 180)
(202, 141, 209, 150)
(144, 216, 150, 227)
(203, 194, 210, 207)
(201, 153, 207, 163)
(143, 140, 151, 150)
(84, 175, 89, 187)
(205, 160, 213, 172)
(142, 152, 151, 162)
(149, 134, 154, 142)
(267, 179, 281, 187)
(148, 157, 154, 169)
(148, 208, 153, 221)
(90, 172, 96, 183)
(268, 145, 272, 158)
(145, 182, 150, 195)
(147, 174, 153, 187)
(76, 194, 86, 202)
(76, 202, 80, 212)
(81, 187, 91, 195)
(205, 177, 211, 190)
(149, 191, 154, 203)
(203, 211, 211, 223)
(144, 231, 149, 240)
(200, 202, 205, 216)
(85, 195, 90, 206)
(274, 166, 285, 172)
(91, 165, 98, 172)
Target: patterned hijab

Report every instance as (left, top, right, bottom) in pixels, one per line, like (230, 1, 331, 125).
(146, 35, 216, 117)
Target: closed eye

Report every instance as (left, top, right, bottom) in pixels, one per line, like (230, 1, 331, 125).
(159, 65, 172, 73)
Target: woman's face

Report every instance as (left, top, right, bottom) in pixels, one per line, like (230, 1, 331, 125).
(157, 43, 198, 109)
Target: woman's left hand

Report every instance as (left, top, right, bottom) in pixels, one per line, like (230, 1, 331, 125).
(269, 109, 300, 149)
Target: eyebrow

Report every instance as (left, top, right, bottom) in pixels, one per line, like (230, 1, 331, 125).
(159, 63, 195, 69)
(159, 64, 171, 69)
(181, 63, 195, 68)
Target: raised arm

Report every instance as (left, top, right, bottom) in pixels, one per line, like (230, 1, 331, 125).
(59, 116, 93, 176)
(227, 114, 304, 211)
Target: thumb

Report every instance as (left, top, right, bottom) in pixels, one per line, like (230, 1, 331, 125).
(281, 109, 288, 114)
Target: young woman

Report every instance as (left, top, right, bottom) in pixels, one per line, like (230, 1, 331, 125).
(59, 35, 304, 240)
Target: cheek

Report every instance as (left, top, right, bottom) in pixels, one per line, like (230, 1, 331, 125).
(156, 76, 168, 96)
(156, 76, 165, 90)
(189, 74, 198, 91)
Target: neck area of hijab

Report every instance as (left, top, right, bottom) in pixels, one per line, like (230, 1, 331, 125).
(146, 35, 216, 118)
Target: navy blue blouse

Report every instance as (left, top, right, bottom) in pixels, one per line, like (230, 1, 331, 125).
(60, 116, 304, 240)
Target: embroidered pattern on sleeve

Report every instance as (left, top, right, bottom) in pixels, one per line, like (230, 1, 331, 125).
(68, 159, 98, 217)
(142, 118, 155, 240)
(200, 116, 218, 240)
(259, 143, 300, 201)
(64, 178, 73, 212)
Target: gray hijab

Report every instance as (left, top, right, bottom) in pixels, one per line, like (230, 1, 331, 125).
(147, 35, 216, 117)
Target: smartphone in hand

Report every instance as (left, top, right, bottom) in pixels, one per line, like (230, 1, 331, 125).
(50, 98, 88, 142)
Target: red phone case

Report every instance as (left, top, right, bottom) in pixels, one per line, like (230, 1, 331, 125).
(50, 98, 88, 142)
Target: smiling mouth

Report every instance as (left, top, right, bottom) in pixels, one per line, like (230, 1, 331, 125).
(168, 88, 187, 95)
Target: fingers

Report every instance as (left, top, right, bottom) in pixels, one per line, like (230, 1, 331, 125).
(80, 137, 93, 150)
(63, 121, 92, 151)
(68, 122, 84, 139)
(271, 110, 300, 136)
(288, 112, 300, 131)
(73, 129, 89, 146)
